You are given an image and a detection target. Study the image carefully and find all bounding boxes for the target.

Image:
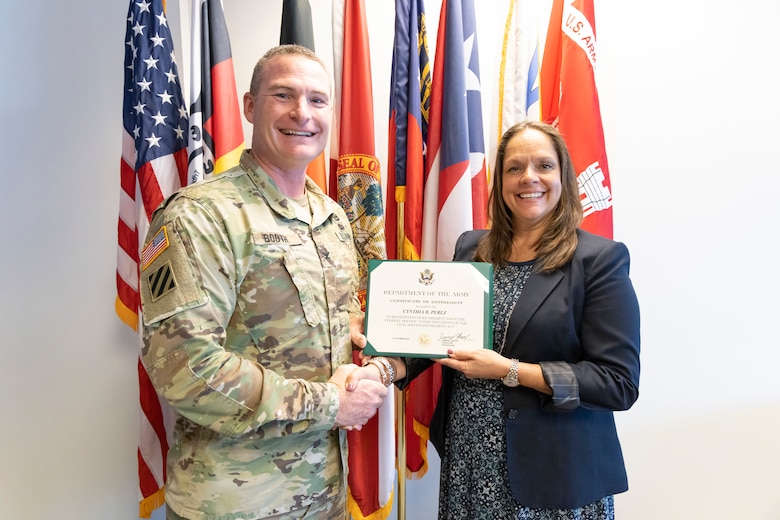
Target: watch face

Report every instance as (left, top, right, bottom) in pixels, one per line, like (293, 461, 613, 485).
(502, 359, 520, 387)
(502, 376, 520, 387)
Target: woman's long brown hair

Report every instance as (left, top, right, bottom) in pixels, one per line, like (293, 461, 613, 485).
(475, 121, 583, 273)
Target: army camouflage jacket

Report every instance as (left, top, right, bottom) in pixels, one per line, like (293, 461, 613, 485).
(140, 151, 360, 519)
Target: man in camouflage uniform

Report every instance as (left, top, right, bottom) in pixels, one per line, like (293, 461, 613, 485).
(140, 45, 388, 520)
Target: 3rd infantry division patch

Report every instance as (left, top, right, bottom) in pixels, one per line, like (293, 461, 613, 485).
(147, 261, 177, 302)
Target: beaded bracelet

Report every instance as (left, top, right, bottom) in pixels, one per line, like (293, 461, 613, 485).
(368, 359, 390, 386)
(373, 357, 396, 386)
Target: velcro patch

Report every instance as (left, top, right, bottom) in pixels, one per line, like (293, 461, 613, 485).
(147, 261, 177, 301)
(140, 218, 207, 325)
(141, 226, 169, 270)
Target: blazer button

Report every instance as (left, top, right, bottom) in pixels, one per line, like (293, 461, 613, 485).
(507, 409, 518, 420)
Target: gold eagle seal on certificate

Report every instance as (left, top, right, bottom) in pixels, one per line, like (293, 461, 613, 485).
(419, 268, 435, 285)
(418, 334, 431, 346)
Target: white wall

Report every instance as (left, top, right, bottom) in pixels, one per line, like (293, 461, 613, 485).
(1, 1, 779, 519)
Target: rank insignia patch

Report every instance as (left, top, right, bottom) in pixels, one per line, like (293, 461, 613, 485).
(141, 226, 169, 270)
(147, 261, 177, 302)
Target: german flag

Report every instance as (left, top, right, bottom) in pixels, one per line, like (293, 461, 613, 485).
(188, 0, 244, 182)
(280, 0, 328, 193)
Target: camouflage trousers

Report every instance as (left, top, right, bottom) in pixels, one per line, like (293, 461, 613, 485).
(166, 493, 347, 520)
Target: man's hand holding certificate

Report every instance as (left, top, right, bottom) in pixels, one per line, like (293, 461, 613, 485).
(363, 260, 493, 358)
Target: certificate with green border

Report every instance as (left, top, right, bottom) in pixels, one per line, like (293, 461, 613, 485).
(363, 259, 493, 358)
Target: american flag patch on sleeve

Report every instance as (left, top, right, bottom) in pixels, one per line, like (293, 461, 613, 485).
(141, 226, 169, 270)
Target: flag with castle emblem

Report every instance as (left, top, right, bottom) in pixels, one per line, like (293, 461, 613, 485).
(541, 0, 613, 237)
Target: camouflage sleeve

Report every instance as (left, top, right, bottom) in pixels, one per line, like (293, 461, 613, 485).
(346, 227, 363, 317)
(140, 194, 340, 438)
(348, 261, 362, 317)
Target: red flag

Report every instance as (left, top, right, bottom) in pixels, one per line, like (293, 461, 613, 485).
(331, 1, 394, 518)
(406, 366, 440, 479)
(386, 0, 436, 479)
(188, 0, 244, 182)
(118, 0, 187, 516)
(280, 0, 328, 193)
(540, 0, 613, 238)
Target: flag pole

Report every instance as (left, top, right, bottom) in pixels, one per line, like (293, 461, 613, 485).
(396, 389, 407, 520)
(396, 201, 407, 520)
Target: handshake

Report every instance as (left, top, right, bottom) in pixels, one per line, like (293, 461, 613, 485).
(329, 316, 406, 431)
(329, 360, 393, 431)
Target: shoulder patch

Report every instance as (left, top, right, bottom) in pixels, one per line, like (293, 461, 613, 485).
(141, 226, 169, 270)
(146, 261, 177, 301)
(140, 217, 208, 325)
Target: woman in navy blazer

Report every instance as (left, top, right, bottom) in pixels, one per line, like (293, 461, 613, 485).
(351, 120, 640, 519)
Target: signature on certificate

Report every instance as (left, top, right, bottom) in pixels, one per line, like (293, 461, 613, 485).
(438, 332, 471, 347)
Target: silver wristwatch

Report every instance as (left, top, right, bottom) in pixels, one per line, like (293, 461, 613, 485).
(501, 358, 520, 387)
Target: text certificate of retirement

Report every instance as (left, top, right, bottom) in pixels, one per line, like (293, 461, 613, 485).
(363, 259, 493, 358)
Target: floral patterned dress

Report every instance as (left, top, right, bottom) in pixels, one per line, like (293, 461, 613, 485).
(437, 262, 614, 520)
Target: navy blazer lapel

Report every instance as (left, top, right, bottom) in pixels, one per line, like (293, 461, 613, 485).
(503, 269, 563, 354)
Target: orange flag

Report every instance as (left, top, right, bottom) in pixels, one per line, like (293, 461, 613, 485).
(331, 1, 394, 519)
(541, 0, 613, 237)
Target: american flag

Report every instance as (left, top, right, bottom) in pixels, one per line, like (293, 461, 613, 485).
(140, 227, 168, 269)
(117, 0, 188, 516)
